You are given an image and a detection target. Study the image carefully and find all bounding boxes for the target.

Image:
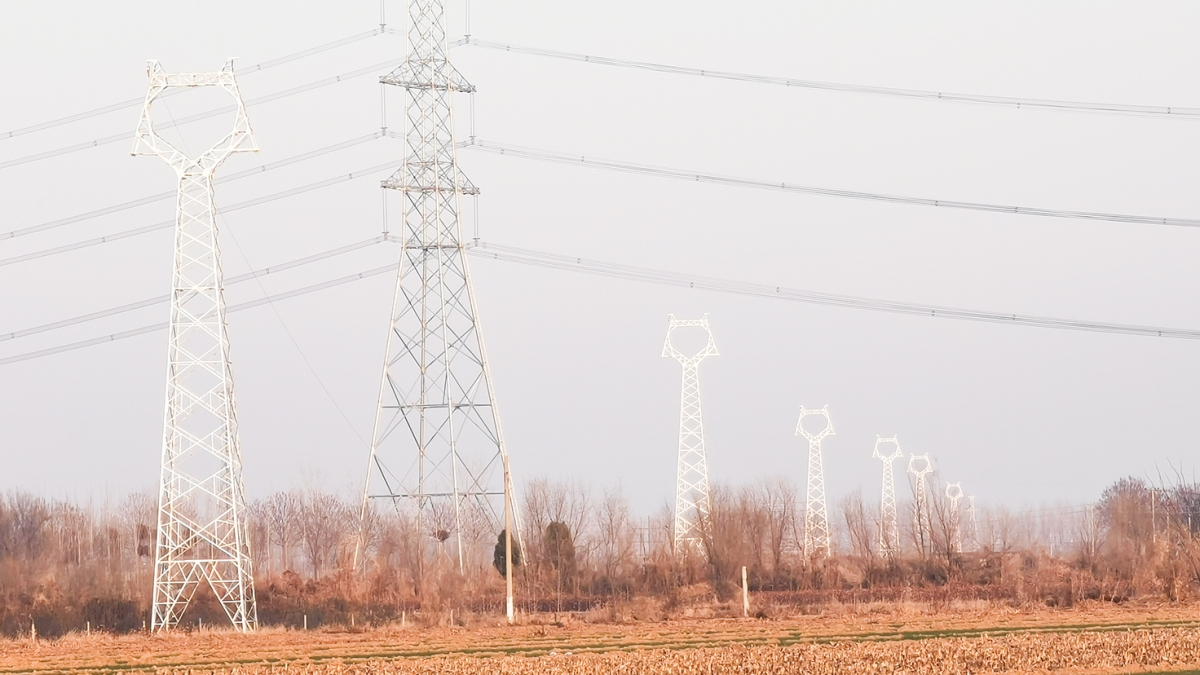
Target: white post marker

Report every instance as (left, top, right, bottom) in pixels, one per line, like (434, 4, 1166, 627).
(742, 566, 750, 617)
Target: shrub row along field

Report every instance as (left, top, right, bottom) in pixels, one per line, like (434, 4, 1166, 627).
(122, 628, 1200, 675)
(3, 618, 1200, 675)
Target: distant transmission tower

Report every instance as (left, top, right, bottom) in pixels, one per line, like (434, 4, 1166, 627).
(945, 482, 964, 553)
(967, 495, 979, 551)
(663, 315, 718, 551)
(796, 406, 835, 558)
(908, 454, 934, 557)
(873, 436, 903, 558)
(360, 0, 516, 593)
(132, 59, 258, 632)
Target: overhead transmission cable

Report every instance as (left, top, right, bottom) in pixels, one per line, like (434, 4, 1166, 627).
(462, 139, 1200, 228)
(2, 132, 385, 241)
(0, 58, 403, 172)
(0, 159, 402, 268)
(467, 241, 1200, 340)
(0, 236, 390, 343)
(0, 261, 400, 367)
(4, 235, 1198, 368)
(0, 28, 385, 141)
(465, 38, 1200, 119)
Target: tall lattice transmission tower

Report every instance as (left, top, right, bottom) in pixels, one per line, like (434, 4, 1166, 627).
(908, 454, 934, 557)
(663, 315, 718, 551)
(796, 406, 835, 558)
(360, 0, 516, 584)
(967, 495, 979, 551)
(873, 436, 903, 558)
(945, 482, 964, 553)
(132, 60, 258, 632)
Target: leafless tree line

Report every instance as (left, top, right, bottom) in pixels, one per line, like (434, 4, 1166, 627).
(0, 474, 1198, 636)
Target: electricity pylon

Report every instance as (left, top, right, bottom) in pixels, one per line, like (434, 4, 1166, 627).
(873, 436, 903, 558)
(908, 454, 934, 558)
(663, 315, 718, 551)
(945, 482, 964, 553)
(796, 406, 835, 558)
(132, 59, 257, 632)
(360, 0, 516, 590)
(967, 495, 979, 552)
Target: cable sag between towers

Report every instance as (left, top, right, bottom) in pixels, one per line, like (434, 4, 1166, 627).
(465, 38, 1200, 119)
(461, 139, 1200, 228)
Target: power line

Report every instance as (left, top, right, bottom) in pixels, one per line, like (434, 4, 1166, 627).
(1, 132, 385, 241)
(465, 38, 1200, 119)
(0, 28, 385, 142)
(462, 139, 1200, 229)
(466, 241, 1200, 340)
(0, 236, 390, 342)
(0, 58, 403, 172)
(0, 159, 402, 268)
(0, 261, 400, 367)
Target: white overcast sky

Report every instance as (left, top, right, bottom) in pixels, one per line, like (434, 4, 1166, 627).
(1, 1, 1198, 515)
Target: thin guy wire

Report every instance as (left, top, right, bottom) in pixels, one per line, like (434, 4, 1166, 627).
(467, 241, 1200, 340)
(1, 28, 385, 141)
(465, 38, 1200, 119)
(462, 139, 1200, 229)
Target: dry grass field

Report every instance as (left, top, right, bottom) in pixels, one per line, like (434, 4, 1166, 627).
(1, 602, 1200, 675)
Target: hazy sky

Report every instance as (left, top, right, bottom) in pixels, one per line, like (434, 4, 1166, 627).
(1, 1, 1199, 516)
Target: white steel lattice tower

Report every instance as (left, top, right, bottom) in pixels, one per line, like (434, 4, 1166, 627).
(361, 0, 514, 573)
(796, 406, 835, 558)
(663, 315, 718, 551)
(132, 60, 258, 632)
(967, 495, 979, 552)
(945, 482, 964, 553)
(908, 454, 934, 556)
(873, 436, 903, 558)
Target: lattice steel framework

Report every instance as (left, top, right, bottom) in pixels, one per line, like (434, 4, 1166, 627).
(967, 495, 979, 552)
(873, 436, 903, 558)
(360, 0, 515, 572)
(133, 60, 258, 632)
(663, 315, 718, 551)
(945, 482, 964, 553)
(908, 454, 934, 556)
(796, 406, 835, 558)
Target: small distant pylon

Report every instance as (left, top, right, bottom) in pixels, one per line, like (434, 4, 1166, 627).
(945, 482, 964, 553)
(908, 454, 934, 557)
(663, 315, 718, 551)
(796, 406, 835, 558)
(967, 495, 979, 551)
(873, 437, 903, 558)
(132, 59, 258, 632)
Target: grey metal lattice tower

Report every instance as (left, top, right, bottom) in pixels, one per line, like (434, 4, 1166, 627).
(967, 495, 979, 552)
(796, 406, 835, 558)
(873, 436, 903, 558)
(361, 0, 515, 578)
(945, 482, 964, 553)
(908, 454, 934, 557)
(663, 315, 718, 551)
(133, 60, 257, 632)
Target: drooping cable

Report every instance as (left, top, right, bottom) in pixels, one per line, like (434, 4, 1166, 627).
(0, 28, 385, 141)
(2, 132, 385, 241)
(0, 58, 403, 172)
(462, 139, 1200, 228)
(465, 38, 1200, 119)
(466, 241, 1200, 340)
(0, 262, 400, 367)
(0, 159, 402, 268)
(0, 236, 390, 342)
